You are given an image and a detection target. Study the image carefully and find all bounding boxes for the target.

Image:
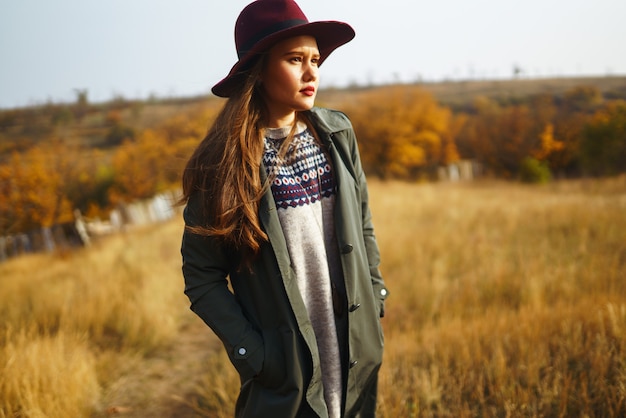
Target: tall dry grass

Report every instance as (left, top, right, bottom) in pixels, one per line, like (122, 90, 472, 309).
(373, 178, 626, 417)
(1, 177, 625, 417)
(187, 177, 626, 417)
(0, 220, 190, 417)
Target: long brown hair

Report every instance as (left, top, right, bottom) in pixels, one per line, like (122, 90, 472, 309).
(180, 58, 270, 257)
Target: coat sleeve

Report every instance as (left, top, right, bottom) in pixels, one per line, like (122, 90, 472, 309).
(181, 196, 264, 380)
(344, 120, 389, 317)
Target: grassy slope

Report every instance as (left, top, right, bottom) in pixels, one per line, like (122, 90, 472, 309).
(2, 177, 625, 417)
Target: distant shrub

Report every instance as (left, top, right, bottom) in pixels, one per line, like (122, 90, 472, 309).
(580, 100, 626, 176)
(519, 157, 552, 183)
(104, 124, 135, 147)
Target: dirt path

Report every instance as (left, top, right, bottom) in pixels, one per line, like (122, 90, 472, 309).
(95, 317, 225, 418)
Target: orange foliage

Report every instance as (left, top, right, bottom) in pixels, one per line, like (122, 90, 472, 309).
(109, 130, 172, 204)
(343, 86, 451, 179)
(0, 101, 219, 234)
(441, 114, 465, 165)
(0, 141, 75, 234)
(2, 84, 624, 235)
(533, 123, 565, 161)
(156, 104, 220, 184)
(106, 103, 220, 205)
(156, 104, 217, 144)
(456, 97, 536, 177)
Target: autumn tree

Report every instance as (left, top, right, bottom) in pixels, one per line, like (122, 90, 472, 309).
(0, 157, 19, 234)
(549, 86, 602, 176)
(579, 100, 626, 176)
(63, 148, 116, 217)
(532, 123, 564, 162)
(156, 102, 220, 184)
(456, 97, 536, 177)
(103, 109, 135, 147)
(522, 93, 574, 176)
(108, 130, 174, 204)
(562, 85, 603, 112)
(343, 86, 451, 179)
(0, 141, 76, 235)
(440, 114, 465, 165)
(104, 101, 219, 206)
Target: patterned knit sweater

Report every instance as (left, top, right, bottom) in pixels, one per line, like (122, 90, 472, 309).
(263, 121, 343, 418)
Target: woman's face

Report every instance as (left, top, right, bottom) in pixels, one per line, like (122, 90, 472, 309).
(260, 35, 320, 127)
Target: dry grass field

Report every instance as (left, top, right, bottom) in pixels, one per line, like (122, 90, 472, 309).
(1, 177, 625, 417)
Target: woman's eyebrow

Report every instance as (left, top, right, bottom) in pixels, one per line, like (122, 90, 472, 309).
(282, 48, 320, 57)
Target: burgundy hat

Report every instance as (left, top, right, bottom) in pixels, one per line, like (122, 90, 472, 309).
(211, 0, 355, 97)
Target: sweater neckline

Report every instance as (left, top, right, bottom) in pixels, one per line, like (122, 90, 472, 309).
(264, 121, 307, 140)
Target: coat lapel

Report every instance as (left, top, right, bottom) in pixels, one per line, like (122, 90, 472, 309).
(258, 166, 292, 281)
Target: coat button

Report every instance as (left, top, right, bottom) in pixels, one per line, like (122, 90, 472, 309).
(349, 360, 358, 368)
(341, 244, 353, 254)
(380, 288, 388, 297)
(238, 347, 247, 356)
(349, 303, 361, 312)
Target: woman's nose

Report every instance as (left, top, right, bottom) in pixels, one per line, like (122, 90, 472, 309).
(303, 60, 318, 81)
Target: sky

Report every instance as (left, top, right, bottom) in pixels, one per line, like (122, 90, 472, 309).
(1, 0, 625, 108)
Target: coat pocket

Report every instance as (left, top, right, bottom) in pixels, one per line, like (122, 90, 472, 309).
(256, 327, 287, 388)
(257, 326, 307, 391)
(236, 327, 309, 417)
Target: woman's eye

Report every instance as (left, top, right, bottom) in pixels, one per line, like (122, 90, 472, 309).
(290, 57, 302, 63)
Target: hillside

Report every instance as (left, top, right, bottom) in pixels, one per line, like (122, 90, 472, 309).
(2, 75, 626, 159)
(1, 74, 625, 238)
(318, 75, 626, 108)
(418, 75, 626, 106)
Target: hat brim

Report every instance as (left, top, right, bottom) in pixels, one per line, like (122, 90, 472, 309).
(211, 21, 355, 98)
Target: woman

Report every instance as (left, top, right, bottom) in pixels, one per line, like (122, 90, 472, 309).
(180, 1, 388, 417)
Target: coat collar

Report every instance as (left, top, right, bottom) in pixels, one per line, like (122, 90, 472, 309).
(305, 107, 352, 138)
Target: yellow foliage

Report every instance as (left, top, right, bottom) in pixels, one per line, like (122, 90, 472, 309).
(0, 142, 75, 233)
(108, 102, 217, 204)
(441, 114, 467, 165)
(157, 103, 219, 143)
(342, 86, 452, 178)
(109, 130, 174, 203)
(533, 123, 565, 161)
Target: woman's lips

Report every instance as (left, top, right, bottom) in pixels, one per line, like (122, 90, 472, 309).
(300, 86, 316, 96)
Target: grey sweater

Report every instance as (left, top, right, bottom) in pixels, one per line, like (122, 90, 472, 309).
(263, 122, 343, 418)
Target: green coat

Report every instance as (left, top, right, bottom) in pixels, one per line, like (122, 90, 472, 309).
(181, 107, 388, 417)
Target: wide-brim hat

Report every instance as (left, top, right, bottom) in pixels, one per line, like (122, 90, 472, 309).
(211, 0, 355, 97)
